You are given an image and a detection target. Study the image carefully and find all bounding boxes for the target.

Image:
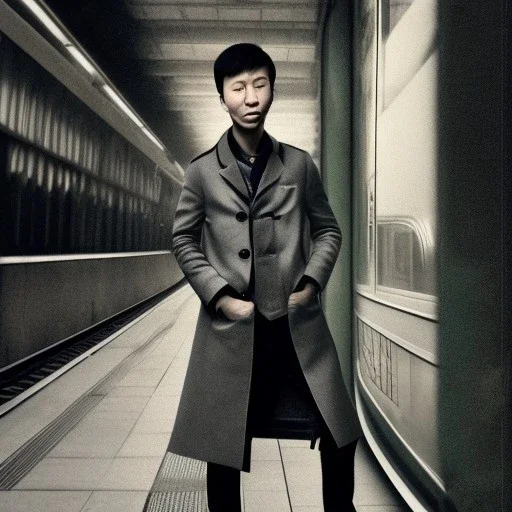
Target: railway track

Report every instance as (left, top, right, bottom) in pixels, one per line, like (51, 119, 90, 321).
(0, 281, 185, 416)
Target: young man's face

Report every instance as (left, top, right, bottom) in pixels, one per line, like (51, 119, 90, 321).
(221, 67, 273, 131)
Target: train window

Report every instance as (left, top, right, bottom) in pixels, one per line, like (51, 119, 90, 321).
(380, 0, 437, 110)
(377, 218, 435, 295)
(375, 0, 438, 301)
(381, 0, 415, 38)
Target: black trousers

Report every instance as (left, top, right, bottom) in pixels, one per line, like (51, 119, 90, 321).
(207, 440, 358, 512)
(207, 311, 358, 512)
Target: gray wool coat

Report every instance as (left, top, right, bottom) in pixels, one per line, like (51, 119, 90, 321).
(168, 130, 362, 470)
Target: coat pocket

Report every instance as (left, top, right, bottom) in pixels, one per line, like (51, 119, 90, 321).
(287, 295, 321, 323)
(274, 184, 298, 217)
(211, 310, 254, 339)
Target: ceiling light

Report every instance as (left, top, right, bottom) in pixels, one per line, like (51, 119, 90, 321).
(102, 84, 144, 128)
(142, 127, 165, 151)
(65, 45, 96, 76)
(19, 0, 70, 45)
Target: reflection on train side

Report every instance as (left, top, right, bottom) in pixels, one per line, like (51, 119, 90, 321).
(377, 216, 435, 296)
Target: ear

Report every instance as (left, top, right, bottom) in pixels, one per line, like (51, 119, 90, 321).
(219, 95, 229, 112)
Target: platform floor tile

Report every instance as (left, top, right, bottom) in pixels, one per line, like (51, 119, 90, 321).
(118, 432, 171, 458)
(280, 442, 322, 509)
(13, 457, 113, 490)
(47, 410, 140, 458)
(242, 459, 288, 492)
(107, 386, 155, 398)
(97, 457, 163, 491)
(0, 490, 91, 512)
(93, 395, 151, 413)
(244, 490, 291, 512)
(251, 438, 281, 461)
(81, 491, 148, 512)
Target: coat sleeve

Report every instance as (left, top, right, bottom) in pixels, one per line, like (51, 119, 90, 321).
(172, 163, 230, 306)
(302, 154, 342, 290)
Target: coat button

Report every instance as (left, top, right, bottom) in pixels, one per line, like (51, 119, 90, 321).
(236, 211, 248, 222)
(238, 249, 250, 259)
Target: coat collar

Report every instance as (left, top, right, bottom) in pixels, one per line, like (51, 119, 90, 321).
(217, 129, 284, 202)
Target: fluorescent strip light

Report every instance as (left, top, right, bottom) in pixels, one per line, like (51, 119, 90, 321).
(20, 0, 70, 45)
(173, 160, 184, 173)
(66, 45, 96, 76)
(142, 127, 165, 151)
(102, 84, 144, 128)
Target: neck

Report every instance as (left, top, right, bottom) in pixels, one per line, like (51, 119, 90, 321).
(231, 123, 265, 155)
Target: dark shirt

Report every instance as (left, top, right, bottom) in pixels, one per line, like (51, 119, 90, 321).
(227, 128, 273, 199)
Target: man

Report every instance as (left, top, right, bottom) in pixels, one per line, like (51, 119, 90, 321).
(169, 43, 362, 511)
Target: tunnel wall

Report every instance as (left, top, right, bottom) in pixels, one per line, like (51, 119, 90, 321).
(0, 10, 184, 373)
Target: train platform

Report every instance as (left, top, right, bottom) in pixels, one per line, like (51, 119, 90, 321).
(0, 286, 409, 512)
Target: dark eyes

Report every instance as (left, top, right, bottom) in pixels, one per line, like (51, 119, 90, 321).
(233, 84, 266, 92)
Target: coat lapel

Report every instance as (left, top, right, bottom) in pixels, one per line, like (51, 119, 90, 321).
(219, 163, 250, 202)
(253, 150, 284, 202)
(217, 130, 250, 201)
(216, 129, 284, 203)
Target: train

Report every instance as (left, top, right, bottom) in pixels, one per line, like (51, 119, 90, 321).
(321, 1, 510, 511)
(0, 2, 184, 374)
(1, 0, 510, 511)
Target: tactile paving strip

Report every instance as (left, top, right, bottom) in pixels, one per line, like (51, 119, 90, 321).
(0, 394, 102, 489)
(143, 452, 207, 512)
(0, 300, 183, 489)
(0, 284, 185, 410)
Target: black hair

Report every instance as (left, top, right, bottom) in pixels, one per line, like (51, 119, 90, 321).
(213, 43, 276, 98)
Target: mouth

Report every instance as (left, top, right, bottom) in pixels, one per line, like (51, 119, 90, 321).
(244, 112, 261, 118)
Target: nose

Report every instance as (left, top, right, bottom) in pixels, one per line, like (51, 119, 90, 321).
(244, 86, 259, 106)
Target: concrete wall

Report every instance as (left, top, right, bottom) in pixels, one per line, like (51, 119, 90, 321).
(0, 252, 183, 368)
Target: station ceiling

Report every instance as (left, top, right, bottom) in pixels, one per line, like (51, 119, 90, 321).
(42, 0, 326, 166)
